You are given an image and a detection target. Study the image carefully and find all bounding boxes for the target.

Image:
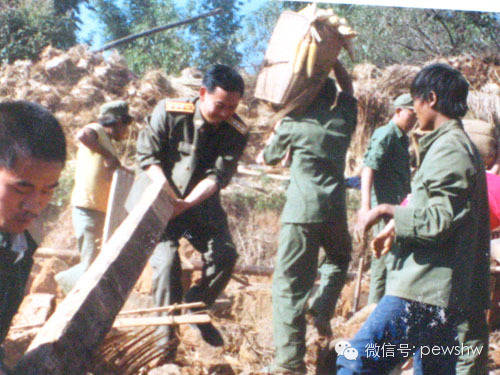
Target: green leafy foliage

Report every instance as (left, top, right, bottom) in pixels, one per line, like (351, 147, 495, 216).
(0, 0, 80, 63)
(186, 0, 243, 69)
(332, 5, 500, 66)
(240, 2, 500, 71)
(91, 0, 192, 75)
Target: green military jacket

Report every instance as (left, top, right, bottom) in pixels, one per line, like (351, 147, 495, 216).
(137, 97, 248, 205)
(363, 120, 411, 206)
(263, 92, 358, 223)
(387, 120, 490, 311)
(0, 231, 37, 344)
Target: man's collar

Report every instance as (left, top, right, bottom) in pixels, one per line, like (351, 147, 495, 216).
(389, 120, 406, 139)
(418, 119, 463, 155)
(193, 98, 205, 129)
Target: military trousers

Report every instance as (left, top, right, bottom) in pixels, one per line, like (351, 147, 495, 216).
(367, 221, 388, 304)
(150, 207, 238, 342)
(55, 206, 105, 294)
(272, 221, 351, 372)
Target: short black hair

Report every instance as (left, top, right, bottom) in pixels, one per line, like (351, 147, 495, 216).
(0, 101, 67, 169)
(316, 78, 337, 105)
(202, 64, 245, 96)
(410, 63, 469, 119)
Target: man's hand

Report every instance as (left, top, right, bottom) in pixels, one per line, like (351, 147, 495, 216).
(371, 219, 395, 259)
(171, 198, 191, 218)
(104, 155, 121, 170)
(256, 149, 265, 165)
(354, 204, 395, 243)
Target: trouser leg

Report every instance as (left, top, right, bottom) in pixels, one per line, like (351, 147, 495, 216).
(308, 220, 351, 324)
(367, 221, 387, 304)
(184, 227, 238, 307)
(150, 238, 183, 348)
(74, 207, 105, 269)
(55, 207, 105, 294)
(367, 254, 387, 304)
(272, 223, 319, 372)
(336, 295, 459, 375)
(455, 310, 489, 375)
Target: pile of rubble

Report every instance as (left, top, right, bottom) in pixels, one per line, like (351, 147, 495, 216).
(0, 45, 201, 154)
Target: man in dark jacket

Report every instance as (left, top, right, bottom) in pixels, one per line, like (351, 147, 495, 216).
(0, 101, 66, 373)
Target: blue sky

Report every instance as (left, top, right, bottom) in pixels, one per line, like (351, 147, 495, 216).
(77, 0, 269, 49)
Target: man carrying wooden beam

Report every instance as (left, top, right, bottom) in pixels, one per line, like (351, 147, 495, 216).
(136, 64, 248, 361)
(0, 101, 66, 374)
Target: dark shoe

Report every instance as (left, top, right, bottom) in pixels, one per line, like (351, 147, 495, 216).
(194, 322, 224, 347)
(313, 316, 332, 337)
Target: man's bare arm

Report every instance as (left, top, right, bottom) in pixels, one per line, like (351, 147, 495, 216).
(332, 60, 353, 95)
(77, 127, 120, 169)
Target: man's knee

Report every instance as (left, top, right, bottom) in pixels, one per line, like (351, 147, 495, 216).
(214, 244, 238, 272)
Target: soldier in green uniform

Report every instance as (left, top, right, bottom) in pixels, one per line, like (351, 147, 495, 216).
(0, 101, 66, 374)
(136, 65, 247, 359)
(356, 93, 416, 304)
(260, 60, 358, 374)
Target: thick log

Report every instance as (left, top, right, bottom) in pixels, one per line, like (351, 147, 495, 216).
(15, 181, 173, 375)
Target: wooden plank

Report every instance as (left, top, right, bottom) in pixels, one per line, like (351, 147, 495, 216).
(102, 168, 135, 243)
(113, 314, 211, 328)
(11, 313, 211, 331)
(15, 181, 173, 375)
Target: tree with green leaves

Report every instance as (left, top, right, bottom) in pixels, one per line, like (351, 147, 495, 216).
(186, 0, 242, 70)
(90, 0, 192, 75)
(240, 2, 499, 71)
(332, 4, 500, 66)
(0, 0, 83, 63)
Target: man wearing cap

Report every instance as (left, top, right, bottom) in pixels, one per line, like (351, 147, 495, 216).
(355, 93, 416, 304)
(55, 100, 132, 294)
(135, 64, 247, 358)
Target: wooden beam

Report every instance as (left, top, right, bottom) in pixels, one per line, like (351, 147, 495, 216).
(102, 169, 135, 242)
(15, 181, 173, 375)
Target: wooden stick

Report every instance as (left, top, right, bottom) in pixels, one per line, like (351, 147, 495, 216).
(12, 313, 211, 331)
(118, 302, 206, 316)
(352, 239, 367, 314)
(113, 314, 211, 328)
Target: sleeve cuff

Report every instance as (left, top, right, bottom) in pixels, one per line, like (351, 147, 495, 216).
(394, 206, 415, 240)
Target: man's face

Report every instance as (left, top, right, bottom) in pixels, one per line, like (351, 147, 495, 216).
(111, 120, 130, 141)
(199, 86, 241, 126)
(397, 108, 417, 133)
(0, 157, 63, 234)
(413, 96, 435, 131)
